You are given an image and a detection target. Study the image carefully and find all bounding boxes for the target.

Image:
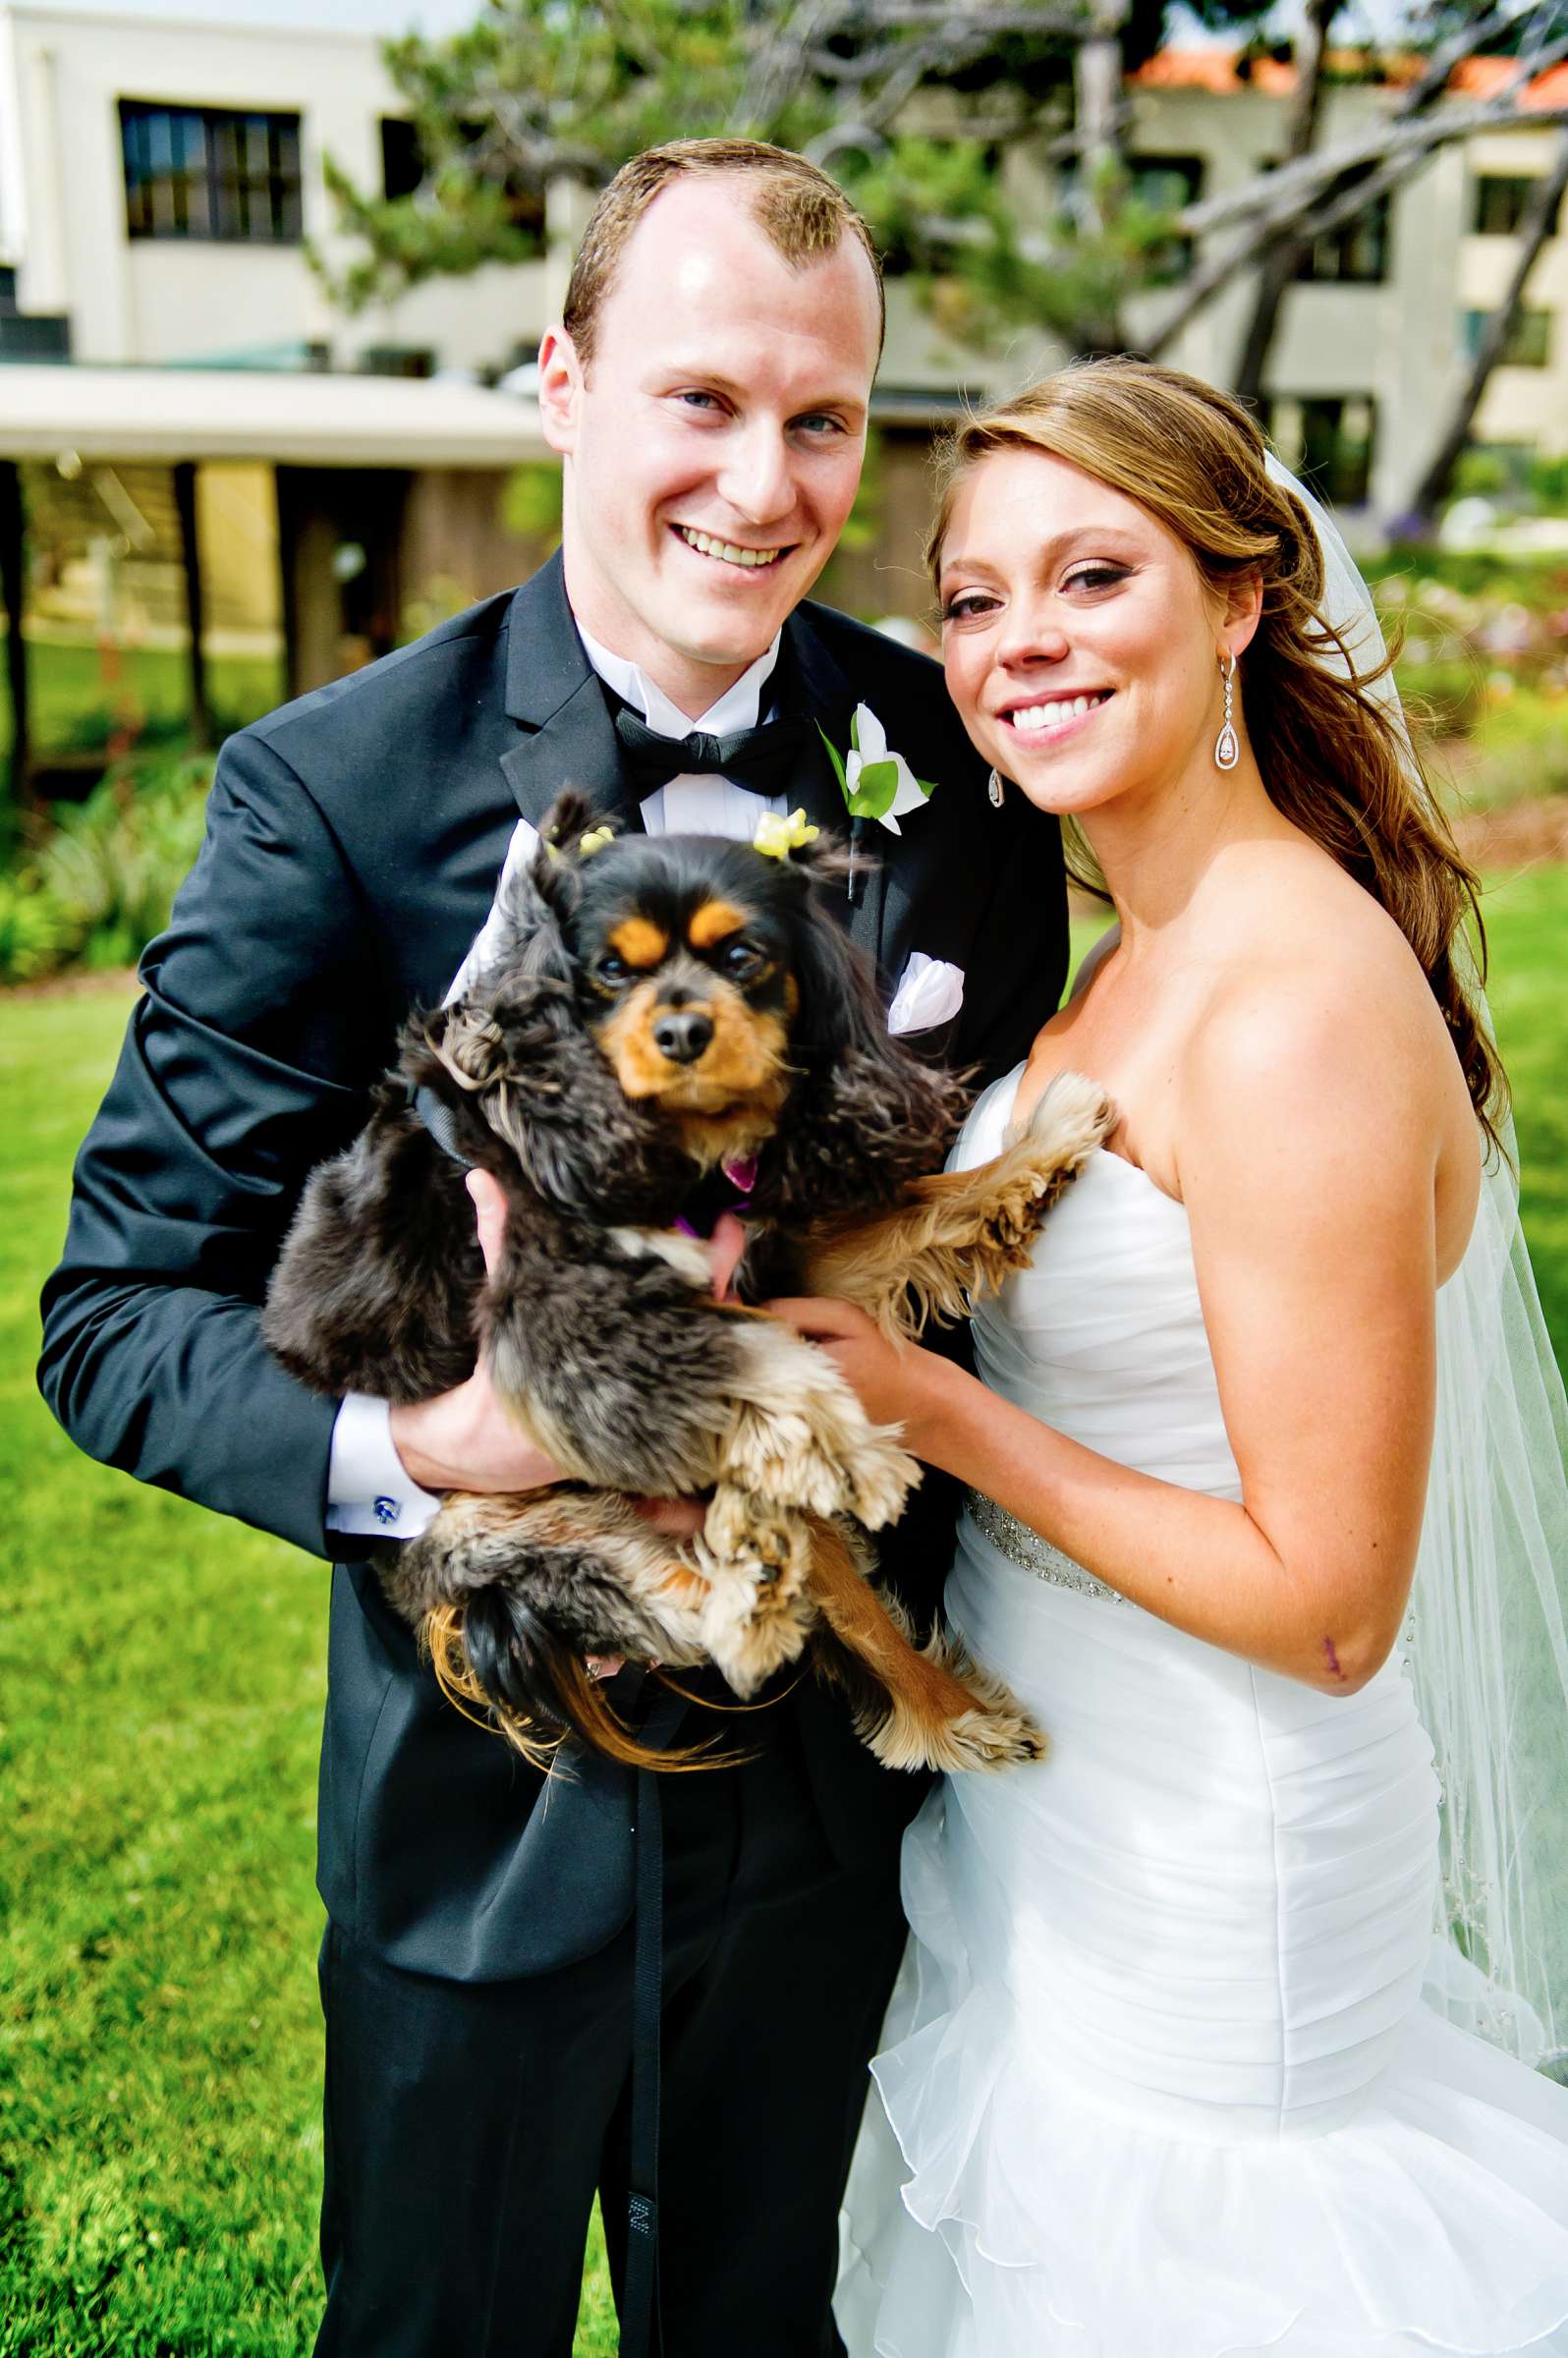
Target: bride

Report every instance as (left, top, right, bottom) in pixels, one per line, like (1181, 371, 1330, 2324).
(769, 358, 1568, 2355)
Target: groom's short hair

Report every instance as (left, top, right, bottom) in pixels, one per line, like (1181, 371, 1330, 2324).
(563, 138, 885, 371)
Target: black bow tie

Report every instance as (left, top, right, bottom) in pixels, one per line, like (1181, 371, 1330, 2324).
(611, 704, 810, 798)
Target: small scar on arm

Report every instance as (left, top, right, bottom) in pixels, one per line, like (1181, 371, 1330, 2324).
(1322, 1635, 1347, 1682)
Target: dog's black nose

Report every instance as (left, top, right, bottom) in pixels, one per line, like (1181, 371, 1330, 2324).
(652, 1008, 714, 1064)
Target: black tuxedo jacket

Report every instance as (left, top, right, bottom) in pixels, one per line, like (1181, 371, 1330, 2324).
(39, 554, 1068, 1984)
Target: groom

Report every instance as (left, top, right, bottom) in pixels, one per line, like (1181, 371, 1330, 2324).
(40, 139, 1066, 2355)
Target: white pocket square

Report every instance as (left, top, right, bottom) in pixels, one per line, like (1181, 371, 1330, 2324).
(887, 951, 965, 1037)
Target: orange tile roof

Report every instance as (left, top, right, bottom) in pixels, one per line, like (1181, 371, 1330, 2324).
(1131, 49, 1568, 108)
(1452, 54, 1568, 109)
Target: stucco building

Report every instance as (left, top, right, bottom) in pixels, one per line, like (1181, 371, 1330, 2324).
(0, 3, 1563, 772)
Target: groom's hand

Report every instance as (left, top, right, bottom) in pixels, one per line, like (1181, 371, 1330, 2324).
(386, 1162, 566, 1494)
(388, 1170, 731, 1536)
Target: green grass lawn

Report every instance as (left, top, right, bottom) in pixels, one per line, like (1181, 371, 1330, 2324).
(3, 874, 1566, 2355)
(4, 642, 285, 762)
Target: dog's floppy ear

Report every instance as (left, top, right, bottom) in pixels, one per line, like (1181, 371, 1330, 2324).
(427, 1594, 709, 1775)
(470, 793, 618, 994)
(762, 878, 971, 1221)
(786, 829, 859, 897)
(412, 977, 691, 1225)
(420, 1000, 510, 1092)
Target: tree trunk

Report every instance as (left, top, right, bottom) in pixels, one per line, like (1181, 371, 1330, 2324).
(1406, 129, 1568, 527)
(0, 462, 28, 809)
(1232, 0, 1340, 410)
(1073, 0, 1132, 351)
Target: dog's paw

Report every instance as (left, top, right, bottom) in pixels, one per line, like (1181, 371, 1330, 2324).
(839, 1426, 922, 1531)
(959, 1070, 1118, 1282)
(859, 1691, 1047, 1771)
(700, 1565, 813, 1696)
(1020, 1068, 1117, 1169)
(700, 1488, 796, 1578)
(745, 1421, 919, 1531)
(853, 1622, 1048, 1773)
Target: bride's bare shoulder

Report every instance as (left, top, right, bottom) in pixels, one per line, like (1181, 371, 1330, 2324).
(1184, 849, 1465, 1148)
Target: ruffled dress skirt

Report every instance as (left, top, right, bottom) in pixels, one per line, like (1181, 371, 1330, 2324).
(835, 1521, 1568, 2357)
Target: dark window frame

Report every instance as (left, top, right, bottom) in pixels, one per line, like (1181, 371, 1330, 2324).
(380, 117, 423, 204)
(1472, 174, 1565, 239)
(120, 98, 304, 245)
(1126, 152, 1205, 285)
(1462, 306, 1553, 368)
(1261, 393, 1378, 508)
(1294, 170, 1391, 285)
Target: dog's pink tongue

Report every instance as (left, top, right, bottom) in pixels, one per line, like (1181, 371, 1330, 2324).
(721, 1153, 757, 1196)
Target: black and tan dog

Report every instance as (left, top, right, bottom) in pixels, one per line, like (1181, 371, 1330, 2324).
(263, 793, 1113, 1775)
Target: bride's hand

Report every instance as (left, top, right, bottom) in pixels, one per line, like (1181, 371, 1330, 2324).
(764, 1294, 951, 1451)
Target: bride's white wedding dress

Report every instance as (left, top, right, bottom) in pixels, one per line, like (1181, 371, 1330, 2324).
(836, 1062, 1568, 2358)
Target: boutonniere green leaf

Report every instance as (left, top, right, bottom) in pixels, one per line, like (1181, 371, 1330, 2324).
(819, 703, 937, 835)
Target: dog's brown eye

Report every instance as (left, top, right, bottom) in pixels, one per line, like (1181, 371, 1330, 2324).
(722, 942, 761, 978)
(597, 954, 633, 985)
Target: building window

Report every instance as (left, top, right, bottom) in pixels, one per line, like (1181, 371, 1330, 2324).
(358, 345, 434, 377)
(1473, 174, 1565, 238)
(1128, 154, 1204, 284)
(1295, 173, 1390, 284)
(1462, 307, 1553, 367)
(381, 118, 423, 203)
(121, 100, 303, 243)
(1263, 395, 1376, 507)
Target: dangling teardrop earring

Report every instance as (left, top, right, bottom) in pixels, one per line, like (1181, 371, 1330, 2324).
(1214, 655, 1240, 771)
(987, 767, 1005, 808)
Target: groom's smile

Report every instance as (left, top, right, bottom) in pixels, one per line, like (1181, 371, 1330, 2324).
(670, 524, 790, 572)
(536, 172, 882, 719)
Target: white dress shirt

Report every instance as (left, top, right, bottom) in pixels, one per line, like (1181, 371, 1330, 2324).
(325, 625, 790, 1540)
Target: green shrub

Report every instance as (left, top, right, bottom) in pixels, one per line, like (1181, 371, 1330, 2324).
(1396, 655, 1489, 743)
(1372, 547, 1568, 606)
(33, 750, 213, 970)
(0, 873, 75, 982)
(1450, 688, 1568, 813)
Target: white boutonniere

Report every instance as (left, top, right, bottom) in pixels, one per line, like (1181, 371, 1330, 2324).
(818, 703, 936, 835)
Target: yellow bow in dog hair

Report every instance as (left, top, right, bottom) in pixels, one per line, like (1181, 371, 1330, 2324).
(754, 808, 819, 860)
(543, 823, 615, 865)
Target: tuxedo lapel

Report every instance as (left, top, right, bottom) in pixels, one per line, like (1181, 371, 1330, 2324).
(498, 552, 642, 833)
(780, 609, 890, 974)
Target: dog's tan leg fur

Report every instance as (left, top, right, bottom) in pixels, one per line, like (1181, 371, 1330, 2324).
(804, 1519, 1046, 1771)
(719, 1318, 920, 1529)
(803, 1070, 1116, 1340)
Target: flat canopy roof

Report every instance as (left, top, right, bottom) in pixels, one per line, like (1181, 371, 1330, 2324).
(0, 365, 552, 467)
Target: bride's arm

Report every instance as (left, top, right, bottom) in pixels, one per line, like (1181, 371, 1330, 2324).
(771, 975, 1447, 1698)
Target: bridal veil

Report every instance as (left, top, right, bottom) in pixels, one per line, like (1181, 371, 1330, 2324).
(1273, 459, 1568, 2073)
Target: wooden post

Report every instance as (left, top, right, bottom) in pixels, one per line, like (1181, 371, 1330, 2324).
(173, 460, 210, 750)
(0, 461, 28, 808)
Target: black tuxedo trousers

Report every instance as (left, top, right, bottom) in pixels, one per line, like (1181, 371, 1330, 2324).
(316, 1696, 909, 2358)
(39, 557, 1069, 2353)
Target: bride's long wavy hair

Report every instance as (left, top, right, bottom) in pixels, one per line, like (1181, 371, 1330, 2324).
(925, 358, 1506, 1144)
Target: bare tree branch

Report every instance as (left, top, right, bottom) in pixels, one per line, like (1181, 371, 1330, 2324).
(1406, 127, 1568, 521)
(1177, 89, 1568, 239)
(1074, 0, 1133, 222)
(737, 0, 838, 125)
(1232, 0, 1342, 407)
(830, 0, 1092, 29)
(1147, 87, 1568, 359)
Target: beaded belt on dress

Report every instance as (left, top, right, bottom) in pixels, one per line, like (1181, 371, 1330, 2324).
(964, 1490, 1131, 1606)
